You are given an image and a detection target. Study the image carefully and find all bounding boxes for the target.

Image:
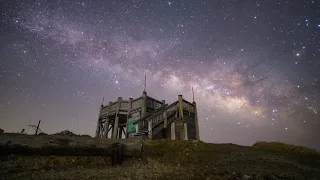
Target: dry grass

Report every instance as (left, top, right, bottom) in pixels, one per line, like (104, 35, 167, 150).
(1, 140, 320, 180)
(252, 141, 320, 157)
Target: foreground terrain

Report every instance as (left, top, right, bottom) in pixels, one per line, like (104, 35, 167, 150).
(1, 138, 320, 180)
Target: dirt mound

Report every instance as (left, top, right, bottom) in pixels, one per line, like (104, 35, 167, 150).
(52, 130, 77, 136)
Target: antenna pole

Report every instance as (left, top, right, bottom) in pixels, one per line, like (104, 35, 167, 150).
(144, 74, 147, 92)
(101, 97, 104, 106)
(192, 87, 195, 102)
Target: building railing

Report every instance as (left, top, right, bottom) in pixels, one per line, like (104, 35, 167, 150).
(132, 98, 142, 109)
(120, 101, 129, 108)
(182, 99, 195, 114)
(147, 96, 164, 109)
(101, 106, 109, 114)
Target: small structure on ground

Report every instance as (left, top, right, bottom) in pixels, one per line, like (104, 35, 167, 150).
(95, 88, 200, 140)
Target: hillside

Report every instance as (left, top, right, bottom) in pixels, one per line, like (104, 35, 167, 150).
(1, 139, 320, 180)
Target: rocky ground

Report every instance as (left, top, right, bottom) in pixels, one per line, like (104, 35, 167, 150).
(1, 139, 320, 180)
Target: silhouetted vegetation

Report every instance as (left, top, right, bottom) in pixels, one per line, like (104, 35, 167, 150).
(52, 130, 91, 137)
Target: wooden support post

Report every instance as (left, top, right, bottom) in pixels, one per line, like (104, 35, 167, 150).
(113, 116, 119, 138)
(148, 118, 153, 139)
(106, 102, 112, 138)
(125, 98, 133, 138)
(161, 100, 167, 129)
(111, 123, 115, 138)
(103, 117, 109, 138)
(113, 97, 122, 139)
(171, 122, 175, 140)
(117, 127, 122, 139)
(193, 102, 200, 141)
(95, 105, 103, 138)
(95, 121, 100, 138)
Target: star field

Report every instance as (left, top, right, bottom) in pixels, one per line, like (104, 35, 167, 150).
(0, 0, 319, 149)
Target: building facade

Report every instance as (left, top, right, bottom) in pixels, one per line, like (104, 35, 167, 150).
(95, 91, 199, 140)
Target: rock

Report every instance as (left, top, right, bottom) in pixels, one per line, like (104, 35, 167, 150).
(0, 128, 4, 135)
(262, 173, 279, 180)
(230, 172, 251, 180)
(271, 176, 279, 180)
(242, 175, 250, 180)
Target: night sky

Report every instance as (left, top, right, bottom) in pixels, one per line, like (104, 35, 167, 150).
(1, 0, 319, 149)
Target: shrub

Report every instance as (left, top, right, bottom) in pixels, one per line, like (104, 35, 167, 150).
(252, 141, 320, 157)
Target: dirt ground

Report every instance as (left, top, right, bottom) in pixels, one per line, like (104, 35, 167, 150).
(1, 140, 320, 180)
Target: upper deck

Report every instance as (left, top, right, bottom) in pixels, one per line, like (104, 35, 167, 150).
(99, 96, 165, 117)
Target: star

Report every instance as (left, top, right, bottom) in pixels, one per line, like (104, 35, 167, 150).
(0, 0, 319, 150)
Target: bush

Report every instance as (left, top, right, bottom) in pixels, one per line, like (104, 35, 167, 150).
(252, 141, 320, 157)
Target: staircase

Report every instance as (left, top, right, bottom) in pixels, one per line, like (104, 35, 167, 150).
(134, 101, 179, 138)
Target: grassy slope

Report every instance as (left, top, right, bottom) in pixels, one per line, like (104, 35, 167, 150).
(1, 140, 320, 180)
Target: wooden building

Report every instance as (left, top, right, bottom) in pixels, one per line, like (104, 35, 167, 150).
(95, 91, 199, 140)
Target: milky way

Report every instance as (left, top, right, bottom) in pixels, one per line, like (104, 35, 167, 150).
(0, 0, 319, 149)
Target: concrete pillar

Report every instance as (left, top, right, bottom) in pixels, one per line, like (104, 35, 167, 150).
(136, 123, 139, 133)
(148, 119, 153, 139)
(183, 123, 188, 140)
(125, 98, 133, 138)
(141, 91, 147, 117)
(177, 95, 185, 140)
(163, 111, 167, 128)
(178, 95, 183, 118)
(193, 102, 200, 141)
(161, 100, 167, 129)
(113, 97, 122, 138)
(171, 122, 175, 140)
